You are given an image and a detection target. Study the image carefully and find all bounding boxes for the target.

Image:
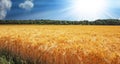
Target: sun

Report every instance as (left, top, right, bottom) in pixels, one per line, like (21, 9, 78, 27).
(68, 0, 107, 20)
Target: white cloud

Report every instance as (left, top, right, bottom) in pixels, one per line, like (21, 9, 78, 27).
(19, 0, 34, 10)
(0, 0, 12, 19)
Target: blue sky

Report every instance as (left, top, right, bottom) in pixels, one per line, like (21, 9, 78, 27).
(1, 0, 120, 20)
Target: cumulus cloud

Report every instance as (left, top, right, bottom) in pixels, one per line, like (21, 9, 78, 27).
(19, 0, 34, 10)
(0, 0, 12, 19)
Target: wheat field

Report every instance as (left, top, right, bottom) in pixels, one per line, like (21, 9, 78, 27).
(0, 25, 120, 64)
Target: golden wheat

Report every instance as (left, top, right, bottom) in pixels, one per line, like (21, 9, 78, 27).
(0, 25, 120, 64)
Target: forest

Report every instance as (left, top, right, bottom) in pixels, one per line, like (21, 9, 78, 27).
(0, 19, 120, 25)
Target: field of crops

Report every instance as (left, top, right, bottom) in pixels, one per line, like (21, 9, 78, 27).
(0, 25, 120, 64)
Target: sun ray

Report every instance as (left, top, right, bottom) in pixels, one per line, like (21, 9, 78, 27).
(62, 0, 108, 20)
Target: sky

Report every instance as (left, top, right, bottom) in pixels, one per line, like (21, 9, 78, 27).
(0, 0, 120, 21)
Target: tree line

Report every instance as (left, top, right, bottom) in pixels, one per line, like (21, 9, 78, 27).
(0, 19, 120, 25)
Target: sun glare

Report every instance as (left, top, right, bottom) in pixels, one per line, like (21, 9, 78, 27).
(68, 0, 107, 20)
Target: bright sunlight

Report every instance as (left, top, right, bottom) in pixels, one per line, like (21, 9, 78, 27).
(68, 0, 108, 20)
